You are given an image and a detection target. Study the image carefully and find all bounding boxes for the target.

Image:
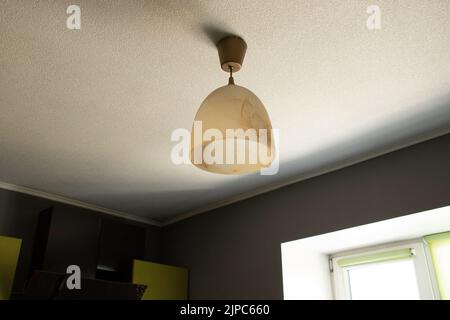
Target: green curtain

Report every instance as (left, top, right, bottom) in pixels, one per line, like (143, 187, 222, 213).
(337, 248, 414, 268)
(425, 231, 450, 300)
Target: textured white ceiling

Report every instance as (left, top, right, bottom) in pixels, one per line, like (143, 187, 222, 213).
(1, 0, 449, 223)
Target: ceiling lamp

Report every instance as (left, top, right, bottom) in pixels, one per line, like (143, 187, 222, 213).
(190, 36, 275, 174)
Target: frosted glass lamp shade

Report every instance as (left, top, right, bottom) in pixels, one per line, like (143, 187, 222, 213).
(191, 84, 275, 174)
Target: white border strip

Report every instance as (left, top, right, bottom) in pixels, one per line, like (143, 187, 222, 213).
(0, 181, 162, 227)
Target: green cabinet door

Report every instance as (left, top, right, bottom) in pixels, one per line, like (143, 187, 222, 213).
(0, 235, 22, 300)
(132, 259, 188, 300)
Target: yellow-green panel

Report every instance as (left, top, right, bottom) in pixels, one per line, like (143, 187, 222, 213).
(0, 235, 22, 300)
(425, 231, 450, 300)
(132, 259, 188, 300)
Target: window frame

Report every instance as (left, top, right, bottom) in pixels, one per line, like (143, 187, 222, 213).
(330, 239, 440, 300)
(425, 232, 450, 299)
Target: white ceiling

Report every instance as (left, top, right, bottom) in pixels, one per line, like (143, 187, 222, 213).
(1, 0, 449, 223)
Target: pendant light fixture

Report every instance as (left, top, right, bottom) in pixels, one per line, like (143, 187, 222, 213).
(190, 36, 275, 174)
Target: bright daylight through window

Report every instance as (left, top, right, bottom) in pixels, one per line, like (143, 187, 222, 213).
(346, 258, 420, 300)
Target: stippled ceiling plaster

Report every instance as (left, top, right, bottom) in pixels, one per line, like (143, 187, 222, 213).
(1, 0, 449, 222)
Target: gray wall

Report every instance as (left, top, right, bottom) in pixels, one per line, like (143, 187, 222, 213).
(161, 133, 450, 299)
(0, 189, 161, 292)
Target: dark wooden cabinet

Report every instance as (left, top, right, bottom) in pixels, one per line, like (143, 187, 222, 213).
(31, 206, 101, 278)
(97, 219, 145, 281)
(31, 206, 146, 282)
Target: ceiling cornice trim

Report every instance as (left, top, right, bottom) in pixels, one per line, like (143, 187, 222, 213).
(160, 129, 450, 226)
(0, 181, 162, 227)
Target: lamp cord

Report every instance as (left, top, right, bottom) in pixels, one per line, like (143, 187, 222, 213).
(228, 65, 235, 85)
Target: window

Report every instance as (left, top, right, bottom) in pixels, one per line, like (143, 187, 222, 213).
(331, 241, 439, 300)
(281, 206, 450, 300)
(345, 257, 421, 300)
